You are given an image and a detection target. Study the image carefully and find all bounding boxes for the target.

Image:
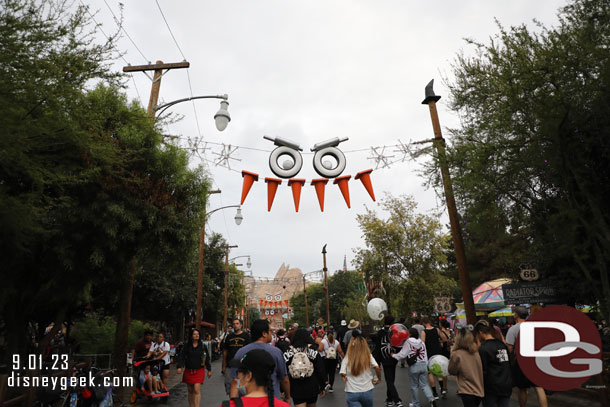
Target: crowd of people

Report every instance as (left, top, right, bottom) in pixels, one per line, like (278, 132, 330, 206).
(130, 304, 599, 407)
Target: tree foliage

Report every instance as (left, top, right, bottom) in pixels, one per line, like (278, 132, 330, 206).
(433, 0, 610, 317)
(353, 195, 458, 316)
(0, 0, 210, 360)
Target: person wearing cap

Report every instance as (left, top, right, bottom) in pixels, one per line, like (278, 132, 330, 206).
(342, 320, 361, 348)
(222, 349, 290, 407)
(231, 320, 290, 402)
(505, 306, 548, 407)
(337, 320, 348, 355)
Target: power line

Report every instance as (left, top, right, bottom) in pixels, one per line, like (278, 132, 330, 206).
(155, 0, 187, 60)
(102, 0, 149, 63)
(155, 0, 203, 139)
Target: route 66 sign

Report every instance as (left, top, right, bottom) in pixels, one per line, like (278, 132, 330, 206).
(433, 297, 452, 313)
(520, 268, 539, 281)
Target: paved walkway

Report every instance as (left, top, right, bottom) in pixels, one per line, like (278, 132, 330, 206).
(153, 361, 600, 407)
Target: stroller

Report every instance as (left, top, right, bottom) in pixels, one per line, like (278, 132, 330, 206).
(130, 359, 169, 404)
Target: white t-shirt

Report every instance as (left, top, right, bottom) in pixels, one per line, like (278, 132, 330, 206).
(340, 354, 378, 393)
(150, 341, 171, 365)
(321, 338, 339, 358)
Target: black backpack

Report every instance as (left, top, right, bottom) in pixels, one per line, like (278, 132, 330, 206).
(407, 346, 423, 366)
(275, 337, 290, 353)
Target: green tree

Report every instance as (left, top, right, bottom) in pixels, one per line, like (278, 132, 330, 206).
(438, 0, 610, 318)
(353, 194, 457, 317)
(0, 0, 210, 366)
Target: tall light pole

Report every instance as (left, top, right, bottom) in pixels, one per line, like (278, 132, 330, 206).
(196, 205, 243, 330)
(422, 79, 476, 325)
(322, 244, 330, 329)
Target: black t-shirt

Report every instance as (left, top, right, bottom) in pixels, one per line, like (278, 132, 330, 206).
(423, 327, 442, 358)
(223, 331, 250, 362)
(372, 327, 399, 366)
(478, 339, 512, 397)
(283, 345, 326, 401)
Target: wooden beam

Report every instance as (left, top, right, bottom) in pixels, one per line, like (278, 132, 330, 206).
(123, 61, 190, 72)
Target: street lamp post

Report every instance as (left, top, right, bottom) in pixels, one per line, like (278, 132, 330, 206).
(196, 204, 243, 330)
(322, 245, 330, 329)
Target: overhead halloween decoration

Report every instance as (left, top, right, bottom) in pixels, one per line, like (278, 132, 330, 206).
(311, 137, 348, 178)
(264, 135, 303, 178)
(238, 136, 377, 212)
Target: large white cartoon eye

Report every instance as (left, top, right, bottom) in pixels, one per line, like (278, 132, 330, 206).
(275, 294, 282, 301)
(311, 137, 349, 178)
(266, 294, 273, 301)
(270, 310, 275, 315)
(264, 136, 303, 178)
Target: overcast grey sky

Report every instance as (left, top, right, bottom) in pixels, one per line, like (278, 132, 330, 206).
(85, 1, 566, 279)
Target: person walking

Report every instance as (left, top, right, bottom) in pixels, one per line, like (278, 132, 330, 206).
(283, 328, 327, 407)
(448, 327, 484, 407)
(337, 320, 349, 350)
(474, 320, 512, 407)
(420, 317, 446, 399)
(340, 331, 382, 407)
(373, 314, 404, 407)
(321, 332, 344, 392)
(220, 348, 290, 407)
(392, 327, 437, 407)
(439, 319, 453, 359)
(230, 320, 290, 402)
(222, 319, 251, 395)
(176, 328, 212, 407)
(132, 329, 153, 361)
(505, 307, 548, 407)
(343, 320, 361, 348)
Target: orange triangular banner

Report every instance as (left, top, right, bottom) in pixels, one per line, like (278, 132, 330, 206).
(355, 169, 376, 201)
(311, 178, 329, 212)
(241, 171, 259, 204)
(288, 179, 306, 212)
(265, 177, 282, 211)
(334, 175, 352, 208)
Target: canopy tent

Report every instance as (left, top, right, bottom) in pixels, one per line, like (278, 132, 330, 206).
(456, 278, 512, 311)
(488, 307, 513, 317)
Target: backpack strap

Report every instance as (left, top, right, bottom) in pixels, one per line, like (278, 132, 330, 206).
(221, 397, 243, 407)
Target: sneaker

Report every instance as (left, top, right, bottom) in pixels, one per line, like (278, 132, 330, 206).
(396, 402, 404, 407)
(324, 383, 331, 392)
(408, 404, 414, 407)
(385, 402, 393, 407)
(441, 389, 447, 399)
(328, 387, 334, 393)
(430, 400, 438, 407)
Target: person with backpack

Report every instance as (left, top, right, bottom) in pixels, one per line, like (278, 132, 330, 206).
(321, 333, 344, 393)
(230, 320, 290, 402)
(392, 328, 437, 407)
(274, 329, 290, 354)
(420, 317, 446, 399)
(340, 331, 382, 407)
(175, 328, 212, 407)
(373, 314, 404, 407)
(283, 328, 327, 407)
(220, 348, 290, 407)
(474, 320, 512, 407)
(448, 327, 484, 407)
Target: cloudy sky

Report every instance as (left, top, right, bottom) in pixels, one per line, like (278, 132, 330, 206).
(84, 1, 566, 279)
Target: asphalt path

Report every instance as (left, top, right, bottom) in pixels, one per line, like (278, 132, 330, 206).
(151, 359, 598, 407)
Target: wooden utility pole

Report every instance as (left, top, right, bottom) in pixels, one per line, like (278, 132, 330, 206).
(196, 190, 221, 330)
(110, 60, 190, 400)
(422, 80, 476, 325)
(322, 245, 330, 329)
(223, 244, 239, 334)
(122, 60, 190, 117)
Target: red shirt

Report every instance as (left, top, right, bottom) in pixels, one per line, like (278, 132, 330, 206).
(220, 397, 290, 407)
